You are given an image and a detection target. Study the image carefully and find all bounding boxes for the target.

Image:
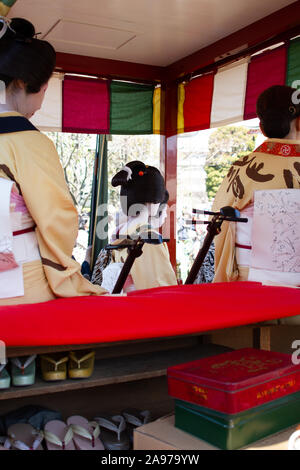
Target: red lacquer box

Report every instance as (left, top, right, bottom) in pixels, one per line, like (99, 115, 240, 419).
(167, 348, 300, 414)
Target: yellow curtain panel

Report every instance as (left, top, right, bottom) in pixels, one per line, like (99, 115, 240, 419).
(153, 86, 161, 135)
(177, 83, 185, 134)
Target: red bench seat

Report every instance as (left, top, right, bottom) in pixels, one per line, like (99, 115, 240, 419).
(0, 282, 299, 347)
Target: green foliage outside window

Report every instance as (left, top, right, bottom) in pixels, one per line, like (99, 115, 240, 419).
(205, 126, 256, 201)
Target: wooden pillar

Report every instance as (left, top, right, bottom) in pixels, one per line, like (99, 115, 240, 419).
(253, 327, 271, 351)
(160, 82, 178, 272)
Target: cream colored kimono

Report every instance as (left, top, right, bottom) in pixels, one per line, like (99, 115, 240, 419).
(105, 206, 177, 291)
(112, 240, 177, 290)
(212, 138, 300, 283)
(0, 112, 106, 304)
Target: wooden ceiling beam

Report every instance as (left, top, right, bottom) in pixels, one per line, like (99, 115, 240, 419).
(55, 52, 166, 83)
(166, 1, 300, 80)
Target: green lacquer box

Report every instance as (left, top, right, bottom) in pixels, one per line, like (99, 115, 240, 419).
(175, 391, 300, 450)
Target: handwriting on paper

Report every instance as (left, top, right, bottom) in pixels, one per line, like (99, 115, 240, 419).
(253, 189, 300, 272)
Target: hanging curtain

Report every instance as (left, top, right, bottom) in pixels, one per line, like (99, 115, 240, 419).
(0, 0, 18, 16)
(178, 73, 214, 133)
(89, 135, 108, 270)
(110, 81, 154, 134)
(177, 83, 185, 134)
(210, 59, 249, 128)
(244, 46, 287, 120)
(286, 37, 300, 88)
(63, 76, 110, 134)
(153, 86, 162, 135)
(31, 74, 63, 131)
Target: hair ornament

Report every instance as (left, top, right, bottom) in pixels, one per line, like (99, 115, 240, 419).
(289, 105, 297, 116)
(138, 171, 144, 176)
(121, 165, 132, 181)
(0, 16, 15, 39)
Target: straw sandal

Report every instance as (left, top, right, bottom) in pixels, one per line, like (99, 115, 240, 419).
(10, 355, 36, 387)
(44, 420, 75, 450)
(68, 350, 95, 379)
(93, 415, 130, 450)
(66, 416, 104, 450)
(0, 363, 10, 389)
(4, 423, 44, 450)
(40, 354, 69, 381)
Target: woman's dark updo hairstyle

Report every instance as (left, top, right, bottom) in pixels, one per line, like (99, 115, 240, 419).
(0, 17, 56, 93)
(112, 160, 169, 216)
(257, 85, 300, 138)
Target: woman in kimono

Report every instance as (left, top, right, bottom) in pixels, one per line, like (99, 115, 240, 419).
(0, 17, 106, 304)
(91, 161, 178, 292)
(212, 85, 300, 283)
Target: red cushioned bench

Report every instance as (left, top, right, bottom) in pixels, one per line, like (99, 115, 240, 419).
(0, 282, 299, 414)
(1, 282, 299, 347)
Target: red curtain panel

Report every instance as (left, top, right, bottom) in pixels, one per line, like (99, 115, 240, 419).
(62, 76, 110, 134)
(183, 73, 214, 133)
(244, 46, 287, 120)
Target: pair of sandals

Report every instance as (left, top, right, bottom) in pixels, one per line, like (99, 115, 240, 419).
(0, 355, 36, 389)
(40, 350, 95, 381)
(0, 409, 151, 451)
(95, 409, 151, 450)
(44, 415, 130, 450)
(0, 423, 44, 450)
(44, 410, 151, 451)
(0, 416, 103, 451)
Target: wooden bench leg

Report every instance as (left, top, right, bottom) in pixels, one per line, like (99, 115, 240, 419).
(253, 327, 271, 351)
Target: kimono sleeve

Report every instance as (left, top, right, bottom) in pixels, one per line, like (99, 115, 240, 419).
(14, 131, 106, 297)
(211, 174, 239, 282)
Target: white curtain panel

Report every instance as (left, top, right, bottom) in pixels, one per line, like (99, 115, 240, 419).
(210, 59, 249, 128)
(31, 74, 63, 132)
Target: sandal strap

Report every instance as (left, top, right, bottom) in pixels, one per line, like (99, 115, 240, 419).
(94, 415, 126, 441)
(0, 436, 11, 449)
(0, 363, 7, 374)
(44, 426, 73, 449)
(140, 410, 151, 424)
(41, 355, 69, 371)
(11, 355, 36, 371)
(123, 410, 150, 427)
(69, 351, 95, 368)
(71, 422, 100, 446)
(9, 430, 43, 451)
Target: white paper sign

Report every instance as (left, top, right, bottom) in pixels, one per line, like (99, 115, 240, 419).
(0, 179, 24, 298)
(249, 189, 300, 286)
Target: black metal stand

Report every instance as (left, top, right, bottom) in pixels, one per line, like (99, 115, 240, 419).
(185, 215, 221, 285)
(106, 232, 170, 294)
(111, 239, 145, 294)
(185, 206, 248, 285)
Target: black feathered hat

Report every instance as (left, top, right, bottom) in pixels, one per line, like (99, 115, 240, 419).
(112, 161, 169, 215)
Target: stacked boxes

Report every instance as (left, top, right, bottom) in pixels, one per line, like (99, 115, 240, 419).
(167, 348, 300, 449)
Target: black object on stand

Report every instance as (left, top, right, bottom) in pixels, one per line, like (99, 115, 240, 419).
(105, 231, 169, 294)
(185, 206, 248, 285)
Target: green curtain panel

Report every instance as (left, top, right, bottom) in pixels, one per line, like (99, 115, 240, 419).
(110, 81, 154, 134)
(89, 135, 108, 269)
(286, 38, 300, 88)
